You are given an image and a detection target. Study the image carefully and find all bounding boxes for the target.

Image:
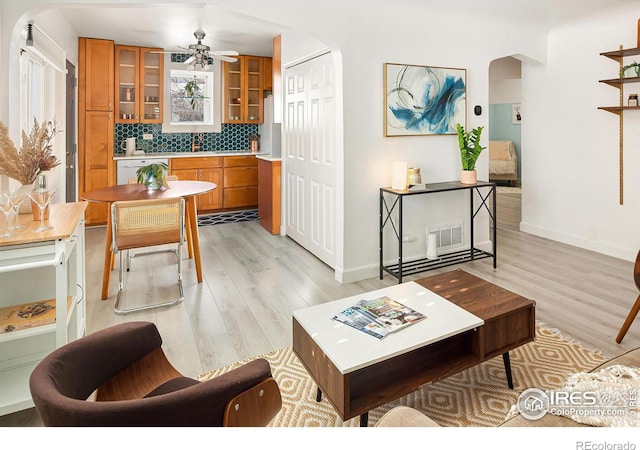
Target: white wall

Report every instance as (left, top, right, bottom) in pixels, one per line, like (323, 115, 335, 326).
(335, 7, 547, 281)
(3, 0, 634, 286)
(490, 57, 522, 104)
(522, 5, 640, 261)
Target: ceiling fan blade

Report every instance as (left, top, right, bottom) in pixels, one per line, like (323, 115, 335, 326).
(183, 55, 195, 64)
(176, 45, 193, 52)
(211, 50, 239, 57)
(214, 55, 238, 63)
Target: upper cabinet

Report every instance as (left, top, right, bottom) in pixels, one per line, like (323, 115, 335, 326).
(223, 55, 266, 124)
(115, 45, 163, 124)
(263, 57, 273, 91)
(83, 38, 114, 111)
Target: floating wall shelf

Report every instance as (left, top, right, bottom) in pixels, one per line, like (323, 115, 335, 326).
(598, 44, 640, 205)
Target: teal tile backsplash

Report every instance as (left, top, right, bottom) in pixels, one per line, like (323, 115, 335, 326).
(114, 123, 259, 154)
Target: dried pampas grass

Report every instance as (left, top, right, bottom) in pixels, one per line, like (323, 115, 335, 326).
(0, 119, 61, 185)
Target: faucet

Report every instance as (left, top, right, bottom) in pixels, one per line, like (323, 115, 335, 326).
(191, 133, 203, 152)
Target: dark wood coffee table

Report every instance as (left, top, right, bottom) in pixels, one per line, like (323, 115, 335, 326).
(292, 269, 535, 426)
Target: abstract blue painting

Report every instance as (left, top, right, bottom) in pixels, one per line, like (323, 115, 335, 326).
(384, 63, 466, 136)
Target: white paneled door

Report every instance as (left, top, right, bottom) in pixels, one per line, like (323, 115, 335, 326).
(284, 52, 336, 268)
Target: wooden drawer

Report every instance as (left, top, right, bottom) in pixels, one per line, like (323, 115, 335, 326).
(170, 156, 222, 170)
(224, 186, 258, 208)
(224, 166, 258, 187)
(224, 155, 258, 167)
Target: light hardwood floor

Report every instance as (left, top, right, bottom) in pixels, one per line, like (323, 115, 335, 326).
(496, 191, 521, 231)
(2, 215, 639, 426)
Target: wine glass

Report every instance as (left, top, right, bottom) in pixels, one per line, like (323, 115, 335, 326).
(9, 186, 29, 230)
(28, 189, 56, 232)
(0, 191, 14, 238)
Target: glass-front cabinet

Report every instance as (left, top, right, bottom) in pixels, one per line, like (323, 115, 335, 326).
(141, 49, 163, 122)
(223, 55, 264, 124)
(115, 46, 163, 124)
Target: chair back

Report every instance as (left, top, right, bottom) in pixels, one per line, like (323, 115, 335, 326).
(29, 322, 163, 426)
(112, 197, 184, 252)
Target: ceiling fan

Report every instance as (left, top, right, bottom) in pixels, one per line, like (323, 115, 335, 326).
(157, 30, 238, 70)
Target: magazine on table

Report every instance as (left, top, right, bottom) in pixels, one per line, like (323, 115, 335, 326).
(331, 296, 426, 339)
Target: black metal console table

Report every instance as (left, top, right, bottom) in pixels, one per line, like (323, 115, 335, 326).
(379, 181, 497, 283)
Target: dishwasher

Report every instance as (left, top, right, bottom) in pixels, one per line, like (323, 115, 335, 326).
(116, 158, 169, 185)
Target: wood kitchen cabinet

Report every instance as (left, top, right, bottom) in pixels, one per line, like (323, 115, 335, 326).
(223, 56, 265, 124)
(263, 57, 273, 91)
(170, 157, 223, 211)
(78, 37, 115, 226)
(83, 111, 114, 224)
(115, 45, 163, 123)
(258, 158, 281, 234)
(223, 155, 258, 209)
(81, 38, 114, 111)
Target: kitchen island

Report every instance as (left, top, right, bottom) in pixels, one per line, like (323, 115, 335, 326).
(0, 202, 87, 416)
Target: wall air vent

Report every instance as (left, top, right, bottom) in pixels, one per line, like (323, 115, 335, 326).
(428, 223, 464, 249)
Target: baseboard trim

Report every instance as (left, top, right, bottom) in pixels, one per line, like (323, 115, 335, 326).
(519, 222, 635, 262)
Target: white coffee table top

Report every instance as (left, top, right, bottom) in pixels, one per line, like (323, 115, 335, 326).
(292, 281, 484, 374)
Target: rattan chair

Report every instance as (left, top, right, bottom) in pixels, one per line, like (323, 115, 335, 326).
(125, 174, 193, 260)
(111, 197, 185, 315)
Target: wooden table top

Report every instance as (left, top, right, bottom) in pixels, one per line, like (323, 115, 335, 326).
(415, 269, 535, 321)
(81, 180, 217, 203)
(0, 202, 88, 247)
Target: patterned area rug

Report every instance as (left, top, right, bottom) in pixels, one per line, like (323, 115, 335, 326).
(197, 209, 259, 226)
(198, 323, 608, 427)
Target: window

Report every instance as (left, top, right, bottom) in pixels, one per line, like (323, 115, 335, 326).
(162, 55, 221, 133)
(20, 52, 45, 132)
(169, 69, 214, 125)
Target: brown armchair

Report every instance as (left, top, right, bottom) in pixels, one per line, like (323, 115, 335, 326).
(29, 321, 282, 426)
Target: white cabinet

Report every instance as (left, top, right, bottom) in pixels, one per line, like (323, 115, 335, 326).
(0, 203, 87, 416)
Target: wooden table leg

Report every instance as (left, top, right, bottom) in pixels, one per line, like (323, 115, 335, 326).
(186, 197, 203, 283)
(185, 210, 194, 259)
(101, 203, 113, 300)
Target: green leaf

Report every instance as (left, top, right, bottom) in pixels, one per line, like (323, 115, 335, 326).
(456, 123, 486, 170)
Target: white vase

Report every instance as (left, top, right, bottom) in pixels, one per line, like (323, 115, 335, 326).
(460, 170, 477, 185)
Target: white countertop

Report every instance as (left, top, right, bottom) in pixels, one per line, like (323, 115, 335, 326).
(113, 151, 267, 161)
(256, 155, 282, 162)
(292, 281, 484, 374)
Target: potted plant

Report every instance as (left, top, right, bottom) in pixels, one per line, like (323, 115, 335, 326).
(456, 123, 486, 184)
(136, 162, 169, 190)
(184, 77, 204, 110)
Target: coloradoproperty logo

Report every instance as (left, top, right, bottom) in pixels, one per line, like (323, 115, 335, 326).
(517, 388, 550, 420)
(516, 386, 638, 421)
